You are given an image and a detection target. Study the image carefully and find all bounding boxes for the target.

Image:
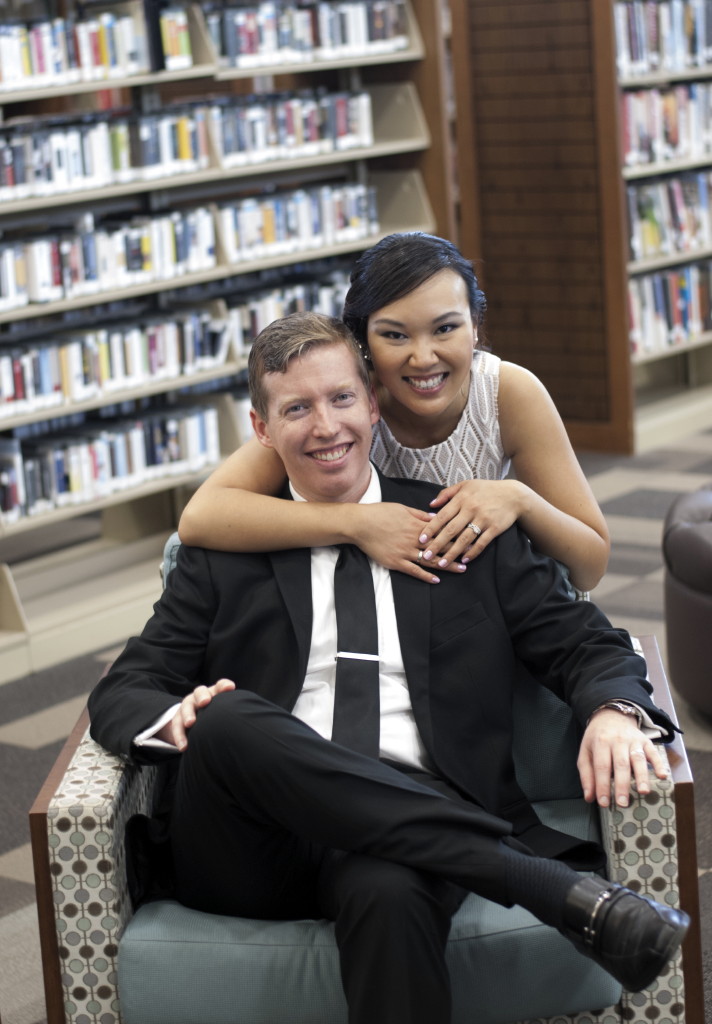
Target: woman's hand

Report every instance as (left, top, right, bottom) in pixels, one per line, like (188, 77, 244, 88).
(417, 479, 527, 567)
(349, 502, 468, 583)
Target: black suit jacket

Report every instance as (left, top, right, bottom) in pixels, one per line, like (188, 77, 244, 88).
(89, 472, 675, 862)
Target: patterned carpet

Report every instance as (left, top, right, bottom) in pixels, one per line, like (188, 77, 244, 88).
(0, 429, 710, 1024)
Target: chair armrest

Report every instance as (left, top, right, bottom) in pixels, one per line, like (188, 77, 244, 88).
(30, 708, 158, 1024)
(594, 635, 703, 1024)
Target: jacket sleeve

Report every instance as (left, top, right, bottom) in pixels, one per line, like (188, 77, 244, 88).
(492, 526, 678, 742)
(88, 545, 220, 763)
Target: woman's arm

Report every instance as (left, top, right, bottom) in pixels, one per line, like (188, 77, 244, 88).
(178, 438, 444, 581)
(420, 363, 610, 592)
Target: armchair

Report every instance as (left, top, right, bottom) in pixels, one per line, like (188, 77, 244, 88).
(30, 631, 703, 1024)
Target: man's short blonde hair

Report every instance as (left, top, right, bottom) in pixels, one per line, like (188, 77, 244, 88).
(248, 311, 370, 419)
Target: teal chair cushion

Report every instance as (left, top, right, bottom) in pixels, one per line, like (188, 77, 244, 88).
(118, 796, 619, 1024)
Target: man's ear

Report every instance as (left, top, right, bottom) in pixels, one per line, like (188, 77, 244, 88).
(250, 408, 274, 449)
(368, 382, 380, 427)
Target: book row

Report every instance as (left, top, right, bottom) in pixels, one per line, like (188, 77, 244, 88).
(615, 0, 712, 78)
(0, 268, 353, 421)
(628, 260, 712, 353)
(0, 88, 374, 201)
(0, 206, 217, 310)
(0, 308, 233, 420)
(0, 4, 151, 91)
(627, 171, 712, 261)
(205, 0, 408, 67)
(621, 81, 712, 168)
(213, 88, 373, 166)
(0, 0, 411, 90)
(227, 271, 351, 352)
(0, 181, 379, 310)
(218, 182, 377, 264)
(0, 402, 221, 523)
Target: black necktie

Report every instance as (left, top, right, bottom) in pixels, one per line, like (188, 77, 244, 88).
(331, 544, 380, 758)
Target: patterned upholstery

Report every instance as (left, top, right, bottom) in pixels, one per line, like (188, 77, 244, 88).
(38, 659, 687, 1024)
(45, 739, 156, 1024)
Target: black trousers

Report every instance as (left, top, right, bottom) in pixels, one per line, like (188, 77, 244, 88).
(169, 690, 529, 1024)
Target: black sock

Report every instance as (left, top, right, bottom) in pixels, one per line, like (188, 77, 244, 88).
(501, 847, 582, 931)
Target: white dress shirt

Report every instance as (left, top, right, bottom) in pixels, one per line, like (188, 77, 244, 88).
(290, 465, 430, 769)
(136, 465, 431, 770)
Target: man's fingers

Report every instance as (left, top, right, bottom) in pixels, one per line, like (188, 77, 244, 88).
(629, 745, 650, 795)
(611, 744, 634, 807)
(647, 742, 669, 780)
(630, 741, 668, 792)
(192, 685, 213, 707)
(166, 680, 236, 752)
(212, 678, 236, 694)
(171, 712, 189, 751)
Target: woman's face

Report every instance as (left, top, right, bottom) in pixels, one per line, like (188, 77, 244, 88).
(366, 269, 477, 429)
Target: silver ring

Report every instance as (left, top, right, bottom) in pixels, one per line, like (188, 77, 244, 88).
(466, 522, 482, 538)
(417, 550, 423, 561)
(630, 748, 645, 757)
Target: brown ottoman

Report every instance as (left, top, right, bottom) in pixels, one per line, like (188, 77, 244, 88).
(662, 484, 712, 717)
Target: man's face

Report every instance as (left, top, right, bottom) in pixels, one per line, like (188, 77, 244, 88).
(251, 343, 379, 503)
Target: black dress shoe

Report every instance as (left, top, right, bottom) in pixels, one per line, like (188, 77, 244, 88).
(560, 876, 690, 992)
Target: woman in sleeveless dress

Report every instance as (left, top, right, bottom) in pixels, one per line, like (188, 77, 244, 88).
(178, 233, 609, 593)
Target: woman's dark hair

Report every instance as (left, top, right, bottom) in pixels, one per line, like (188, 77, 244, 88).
(342, 232, 487, 346)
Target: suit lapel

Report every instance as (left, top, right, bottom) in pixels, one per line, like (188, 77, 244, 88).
(390, 549, 435, 756)
(270, 547, 313, 701)
(378, 471, 435, 750)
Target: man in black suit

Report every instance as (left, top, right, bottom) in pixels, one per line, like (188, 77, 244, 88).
(89, 311, 688, 1024)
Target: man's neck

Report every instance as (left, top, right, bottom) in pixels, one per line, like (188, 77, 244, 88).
(289, 464, 380, 505)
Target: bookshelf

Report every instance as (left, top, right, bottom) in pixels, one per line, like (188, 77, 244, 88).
(460, 0, 712, 455)
(0, 0, 467, 682)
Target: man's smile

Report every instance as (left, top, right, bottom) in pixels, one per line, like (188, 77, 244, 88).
(310, 443, 353, 462)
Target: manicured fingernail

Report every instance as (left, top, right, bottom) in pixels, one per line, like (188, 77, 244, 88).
(461, 556, 470, 564)
(423, 550, 433, 560)
(419, 533, 428, 543)
(438, 558, 448, 567)
(456, 563, 467, 572)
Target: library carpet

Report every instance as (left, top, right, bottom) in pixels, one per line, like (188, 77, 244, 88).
(1, 428, 711, 1024)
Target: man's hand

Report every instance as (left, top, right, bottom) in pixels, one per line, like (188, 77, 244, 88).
(157, 678, 236, 752)
(577, 708, 669, 808)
